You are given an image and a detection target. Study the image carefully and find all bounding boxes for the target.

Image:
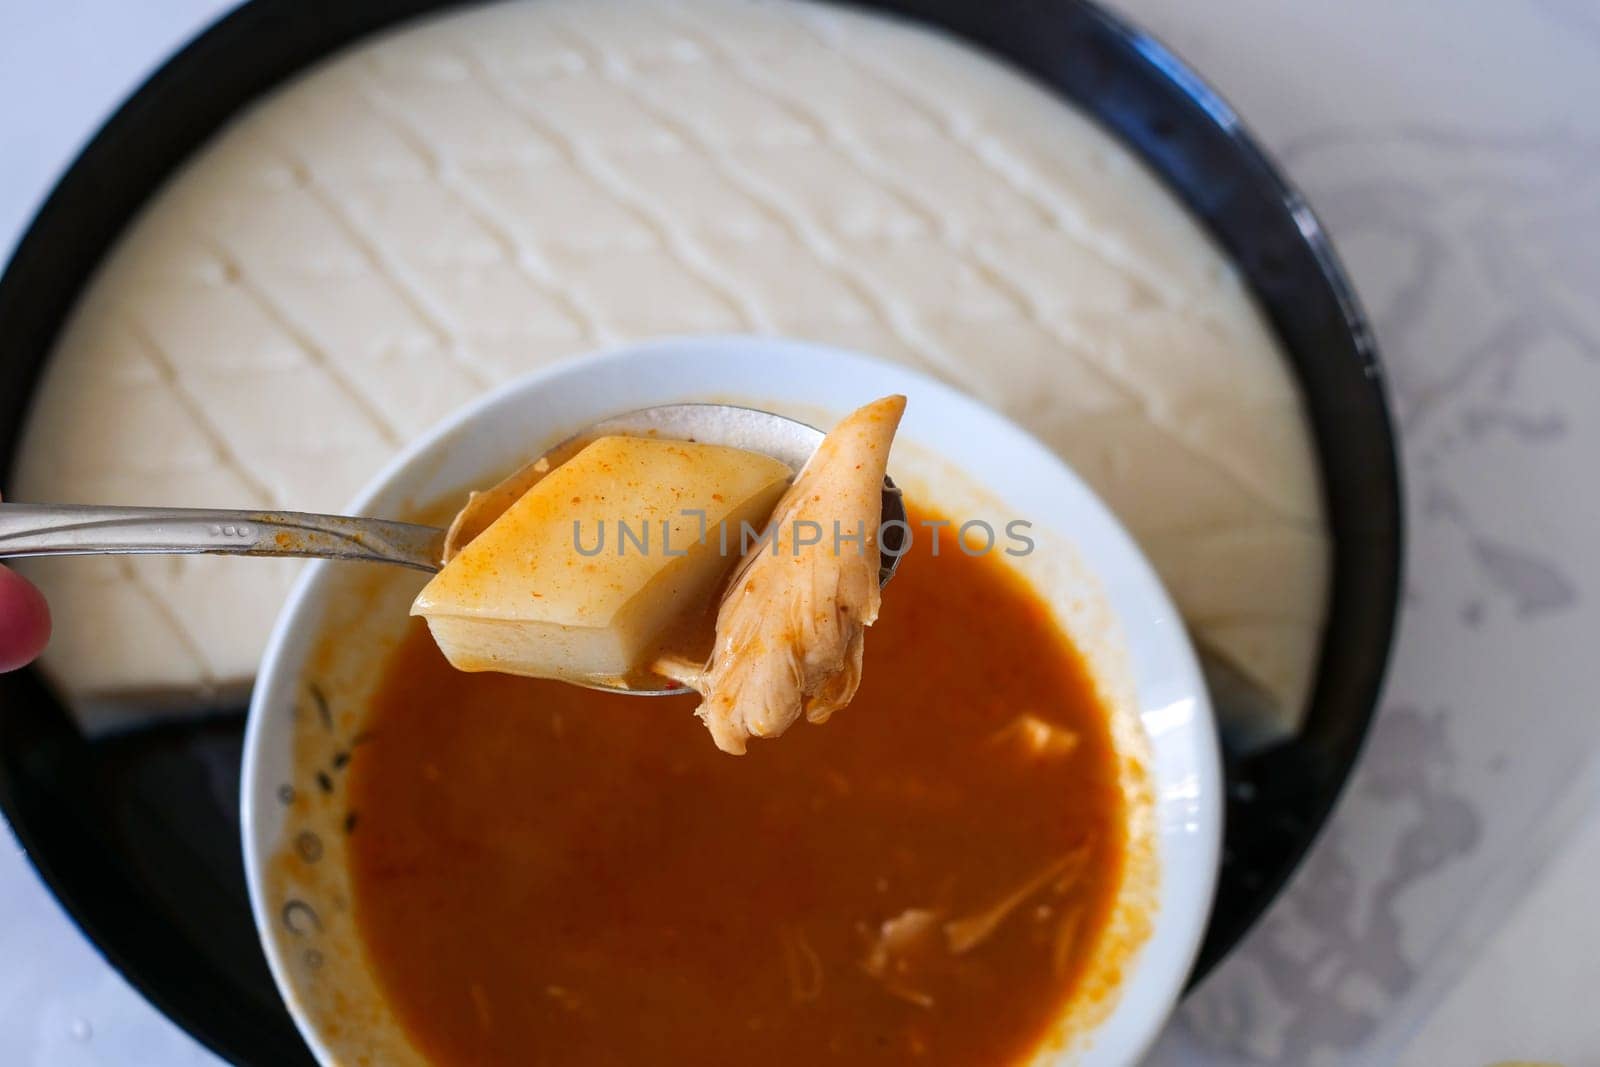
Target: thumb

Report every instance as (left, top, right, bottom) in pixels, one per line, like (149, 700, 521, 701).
(0, 493, 51, 672)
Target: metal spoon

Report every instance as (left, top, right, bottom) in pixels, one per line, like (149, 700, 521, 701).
(0, 402, 907, 588)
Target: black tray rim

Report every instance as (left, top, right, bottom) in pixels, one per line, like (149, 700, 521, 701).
(1068, 0, 1402, 958)
(0, 0, 1402, 1062)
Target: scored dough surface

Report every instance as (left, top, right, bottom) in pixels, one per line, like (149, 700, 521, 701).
(14, 0, 1327, 735)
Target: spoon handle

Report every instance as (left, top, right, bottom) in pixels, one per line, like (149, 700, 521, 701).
(0, 503, 445, 572)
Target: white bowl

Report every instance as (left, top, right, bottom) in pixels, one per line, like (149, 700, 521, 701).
(241, 336, 1221, 1066)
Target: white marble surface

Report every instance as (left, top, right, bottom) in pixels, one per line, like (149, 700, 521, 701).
(3, 1, 1597, 1065)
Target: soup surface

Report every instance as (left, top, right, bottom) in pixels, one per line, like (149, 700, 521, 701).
(348, 507, 1129, 1066)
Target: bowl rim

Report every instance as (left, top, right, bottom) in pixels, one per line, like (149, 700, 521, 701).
(241, 335, 1224, 1067)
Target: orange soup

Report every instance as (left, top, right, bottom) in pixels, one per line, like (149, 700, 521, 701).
(347, 507, 1130, 1066)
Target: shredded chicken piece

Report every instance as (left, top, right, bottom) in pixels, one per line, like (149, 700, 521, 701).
(861, 908, 942, 1009)
(942, 858, 1069, 955)
(779, 926, 824, 1003)
(1052, 839, 1094, 895)
(1051, 904, 1087, 979)
(857, 840, 1099, 1007)
(986, 713, 1080, 760)
(469, 982, 493, 1033)
(663, 396, 906, 754)
(543, 985, 583, 1013)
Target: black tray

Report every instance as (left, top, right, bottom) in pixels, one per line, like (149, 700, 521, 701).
(0, 2, 1401, 1063)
